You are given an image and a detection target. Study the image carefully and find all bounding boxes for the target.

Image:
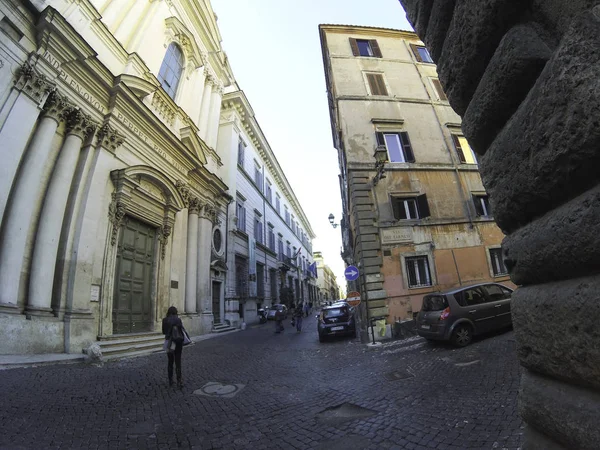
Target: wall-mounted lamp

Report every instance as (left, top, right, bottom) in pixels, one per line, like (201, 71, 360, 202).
(328, 213, 339, 229)
(373, 146, 388, 185)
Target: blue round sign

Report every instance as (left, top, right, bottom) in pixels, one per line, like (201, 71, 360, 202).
(344, 265, 360, 281)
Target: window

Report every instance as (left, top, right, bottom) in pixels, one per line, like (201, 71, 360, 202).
(473, 195, 492, 217)
(349, 38, 382, 58)
(278, 236, 284, 261)
(285, 206, 290, 225)
(405, 256, 432, 288)
(269, 268, 278, 300)
(254, 216, 263, 244)
(268, 225, 275, 251)
(451, 134, 477, 164)
(432, 79, 447, 101)
(257, 263, 265, 298)
(235, 255, 248, 297)
(254, 165, 263, 192)
(391, 194, 431, 220)
(157, 43, 184, 99)
(266, 180, 272, 203)
(489, 248, 508, 276)
(456, 287, 487, 306)
(483, 283, 511, 301)
(366, 73, 388, 96)
(276, 194, 281, 214)
(376, 132, 415, 163)
(236, 201, 246, 233)
(411, 44, 433, 63)
(286, 243, 291, 258)
(237, 139, 245, 167)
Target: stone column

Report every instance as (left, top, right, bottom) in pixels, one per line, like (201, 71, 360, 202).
(206, 84, 223, 149)
(0, 63, 53, 227)
(197, 204, 215, 328)
(0, 91, 69, 313)
(198, 72, 213, 141)
(185, 197, 200, 314)
(27, 109, 96, 315)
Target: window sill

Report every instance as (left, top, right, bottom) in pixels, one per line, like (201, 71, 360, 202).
(408, 284, 434, 290)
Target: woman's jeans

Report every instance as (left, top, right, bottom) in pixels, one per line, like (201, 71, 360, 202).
(167, 342, 183, 382)
(295, 316, 303, 331)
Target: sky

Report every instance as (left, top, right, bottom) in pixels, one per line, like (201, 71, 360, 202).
(212, 0, 413, 295)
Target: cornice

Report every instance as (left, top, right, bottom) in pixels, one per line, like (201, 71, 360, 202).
(319, 24, 419, 41)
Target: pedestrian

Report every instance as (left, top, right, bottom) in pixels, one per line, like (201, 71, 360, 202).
(274, 305, 284, 333)
(304, 302, 309, 317)
(309, 302, 313, 315)
(162, 306, 186, 388)
(294, 303, 303, 332)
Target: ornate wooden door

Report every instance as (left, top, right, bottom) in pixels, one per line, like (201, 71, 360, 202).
(113, 217, 155, 334)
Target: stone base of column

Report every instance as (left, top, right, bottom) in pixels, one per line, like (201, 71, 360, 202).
(201, 312, 214, 334)
(63, 309, 95, 354)
(0, 302, 22, 314)
(24, 305, 54, 317)
(181, 313, 202, 336)
(0, 313, 63, 354)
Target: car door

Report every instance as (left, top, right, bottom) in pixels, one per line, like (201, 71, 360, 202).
(459, 287, 497, 334)
(482, 284, 513, 328)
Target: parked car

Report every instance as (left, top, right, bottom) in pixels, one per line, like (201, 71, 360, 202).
(317, 301, 356, 343)
(416, 283, 513, 347)
(267, 304, 287, 320)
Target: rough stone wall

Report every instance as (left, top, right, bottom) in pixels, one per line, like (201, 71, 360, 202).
(399, 1, 600, 448)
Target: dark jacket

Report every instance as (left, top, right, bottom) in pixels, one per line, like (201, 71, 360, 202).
(162, 315, 184, 339)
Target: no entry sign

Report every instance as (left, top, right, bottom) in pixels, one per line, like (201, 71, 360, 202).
(346, 291, 361, 307)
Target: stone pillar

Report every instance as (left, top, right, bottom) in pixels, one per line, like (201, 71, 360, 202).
(198, 73, 213, 141)
(206, 85, 223, 149)
(0, 63, 53, 227)
(197, 204, 214, 329)
(0, 91, 69, 313)
(27, 109, 96, 315)
(399, 1, 600, 448)
(185, 197, 200, 314)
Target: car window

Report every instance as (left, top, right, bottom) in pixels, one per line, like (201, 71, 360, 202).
(483, 284, 511, 302)
(461, 287, 487, 306)
(324, 307, 347, 318)
(422, 295, 448, 311)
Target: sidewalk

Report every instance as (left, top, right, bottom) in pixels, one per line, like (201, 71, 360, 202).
(0, 328, 241, 370)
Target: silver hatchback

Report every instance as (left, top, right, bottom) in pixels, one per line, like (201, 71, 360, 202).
(416, 283, 513, 346)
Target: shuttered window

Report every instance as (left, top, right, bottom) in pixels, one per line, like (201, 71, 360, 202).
(366, 73, 388, 96)
(489, 248, 508, 276)
(473, 195, 492, 217)
(406, 256, 432, 288)
(391, 194, 431, 220)
(432, 79, 447, 101)
(349, 38, 382, 57)
(376, 131, 415, 163)
(410, 44, 433, 63)
(451, 134, 477, 164)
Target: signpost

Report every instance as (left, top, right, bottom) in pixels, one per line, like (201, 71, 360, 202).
(346, 291, 361, 307)
(344, 265, 359, 281)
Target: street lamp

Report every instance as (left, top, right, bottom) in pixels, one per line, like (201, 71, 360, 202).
(373, 146, 388, 185)
(328, 213, 339, 229)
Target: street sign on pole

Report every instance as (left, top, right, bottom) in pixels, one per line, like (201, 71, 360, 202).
(344, 265, 359, 281)
(346, 291, 361, 307)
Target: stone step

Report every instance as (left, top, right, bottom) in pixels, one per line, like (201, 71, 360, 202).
(212, 323, 236, 333)
(91, 333, 166, 361)
(98, 331, 163, 341)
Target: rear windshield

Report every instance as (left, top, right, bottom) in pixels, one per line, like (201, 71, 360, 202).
(324, 307, 347, 318)
(422, 295, 448, 311)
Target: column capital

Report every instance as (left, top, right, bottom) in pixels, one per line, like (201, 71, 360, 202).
(188, 196, 202, 214)
(14, 63, 54, 105)
(108, 193, 128, 246)
(65, 108, 97, 140)
(97, 123, 124, 152)
(175, 180, 191, 207)
(42, 90, 70, 123)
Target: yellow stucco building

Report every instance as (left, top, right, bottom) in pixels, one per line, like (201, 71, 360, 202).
(319, 24, 513, 330)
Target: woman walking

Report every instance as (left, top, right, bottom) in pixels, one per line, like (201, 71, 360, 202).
(162, 306, 186, 388)
(293, 303, 303, 332)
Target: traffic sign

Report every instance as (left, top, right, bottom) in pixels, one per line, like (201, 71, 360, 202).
(346, 291, 361, 307)
(344, 265, 359, 281)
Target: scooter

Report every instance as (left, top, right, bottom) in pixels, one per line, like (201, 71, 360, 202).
(258, 308, 267, 324)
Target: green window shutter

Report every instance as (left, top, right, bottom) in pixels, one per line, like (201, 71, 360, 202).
(416, 194, 431, 218)
(370, 39, 382, 58)
(400, 132, 415, 162)
(349, 38, 359, 56)
(410, 44, 423, 62)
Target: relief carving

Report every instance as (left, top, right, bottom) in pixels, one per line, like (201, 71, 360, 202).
(188, 196, 202, 215)
(14, 63, 54, 105)
(108, 193, 127, 246)
(175, 180, 191, 207)
(151, 93, 176, 126)
(158, 223, 172, 260)
(42, 90, 70, 122)
(97, 123, 124, 152)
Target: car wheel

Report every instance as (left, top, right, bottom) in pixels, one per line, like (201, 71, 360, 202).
(451, 325, 472, 347)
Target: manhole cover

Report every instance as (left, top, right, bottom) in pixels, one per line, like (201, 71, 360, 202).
(385, 369, 414, 381)
(193, 381, 245, 398)
(316, 402, 377, 424)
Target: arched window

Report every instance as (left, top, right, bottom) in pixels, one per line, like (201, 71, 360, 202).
(157, 43, 184, 99)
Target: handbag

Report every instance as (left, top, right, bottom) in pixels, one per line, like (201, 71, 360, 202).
(182, 329, 192, 346)
(291, 319, 295, 326)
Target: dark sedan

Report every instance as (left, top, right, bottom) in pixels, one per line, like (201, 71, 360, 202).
(317, 302, 356, 343)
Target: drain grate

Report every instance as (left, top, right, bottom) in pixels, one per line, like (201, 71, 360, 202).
(385, 369, 414, 381)
(316, 402, 377, 424)
(193, 381, 246, 398)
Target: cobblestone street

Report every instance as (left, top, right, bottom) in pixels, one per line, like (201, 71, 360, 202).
(0, 317, 523, 450)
